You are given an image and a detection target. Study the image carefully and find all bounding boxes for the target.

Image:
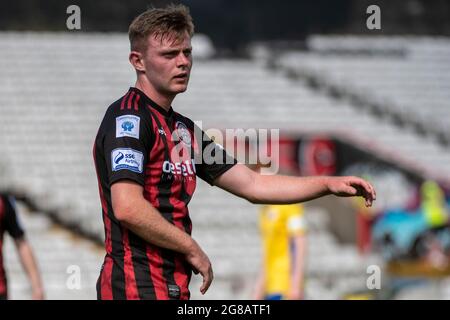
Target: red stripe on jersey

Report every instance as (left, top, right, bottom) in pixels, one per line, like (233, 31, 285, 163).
(122, 228, 139, 300)
(127, 91, 135, 110)
(146, 245, 168, 300)
(143, 108, 170, 300)
(100, 212, 113, 299)
(156, 113, 193, 299)
(134, 94, 140, 111)
(100, 256, 113, 300)
(120, 92, 130, 110)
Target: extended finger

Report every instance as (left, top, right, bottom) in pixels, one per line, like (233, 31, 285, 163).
(352, 178, 373, 199)
(200, 269, 213, 295)
(363, 182, 376, 207)
(365, 181, 376, 203)
(364, 180, 376, 201)
(371, 183, 377, 200)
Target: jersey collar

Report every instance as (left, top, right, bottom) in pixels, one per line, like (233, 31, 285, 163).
(129, 87, 174, 118)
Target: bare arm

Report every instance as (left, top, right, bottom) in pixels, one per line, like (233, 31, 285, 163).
(14, 238, 44, 300)
(214, 164, 376, 207)
(288, 234, 307, 300)
(111, 180, 213, 294)
(252, 265, 266, 300)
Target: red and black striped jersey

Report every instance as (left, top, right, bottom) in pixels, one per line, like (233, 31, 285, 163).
(0, 194, 25, 298)
(93, 87, 237, 300)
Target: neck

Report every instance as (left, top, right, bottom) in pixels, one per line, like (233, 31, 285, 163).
(135, 78, 174, 111)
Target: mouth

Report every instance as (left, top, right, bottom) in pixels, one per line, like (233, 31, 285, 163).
(173, 73, 188, 80)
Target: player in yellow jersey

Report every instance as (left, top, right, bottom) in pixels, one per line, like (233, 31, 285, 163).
(253, 203, 307, 300)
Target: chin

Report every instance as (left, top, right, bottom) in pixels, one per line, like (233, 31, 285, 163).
(172, 85, 188, 94)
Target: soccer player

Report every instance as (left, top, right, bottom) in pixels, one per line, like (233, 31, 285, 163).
(0, 194, 44, 300)
(253, 203, 307, 300)
(93, 4, 376, 300)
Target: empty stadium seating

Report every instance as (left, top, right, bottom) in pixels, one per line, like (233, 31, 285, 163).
(275, 36, 450, 181)
(3, 201, 102, 300)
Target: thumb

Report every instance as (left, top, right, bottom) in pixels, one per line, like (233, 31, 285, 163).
(200, 277, 206, 294)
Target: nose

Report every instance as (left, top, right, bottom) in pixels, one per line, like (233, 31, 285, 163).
(176, 52, 190, 68)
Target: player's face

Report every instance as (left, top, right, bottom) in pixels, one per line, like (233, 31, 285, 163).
(143, 31, 192, 97)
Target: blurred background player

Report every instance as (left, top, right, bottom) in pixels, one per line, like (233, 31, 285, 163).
(0, 194, 44, 300)
(253, 203, 307, 300)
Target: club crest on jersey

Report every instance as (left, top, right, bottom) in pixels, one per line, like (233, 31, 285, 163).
(116, 115, 140, 139)
(175, 121, 191, 146)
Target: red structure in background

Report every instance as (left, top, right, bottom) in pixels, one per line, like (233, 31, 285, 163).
(301, 137, 337, 176)
(356, 207, 374, 255)
(278, 137, 301, 175)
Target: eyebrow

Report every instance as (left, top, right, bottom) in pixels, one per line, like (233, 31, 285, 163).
(160, 47, 192, 55)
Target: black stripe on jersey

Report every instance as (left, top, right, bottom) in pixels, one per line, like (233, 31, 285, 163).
(148, 110, 179, 300)
(128, 231, 157, 299)
(180, 188, 192, 234)
(96, 275, 101, 299)
(110, 221, 127, 300)
(127, 91, 135, 110)
(129, 91, 138, 110)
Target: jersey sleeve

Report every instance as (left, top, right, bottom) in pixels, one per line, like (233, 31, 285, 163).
(193, 127, 238, 186)
(3, 196, 25, 239)
(286, 204, 307, 236)
(102, 107, 154, 187)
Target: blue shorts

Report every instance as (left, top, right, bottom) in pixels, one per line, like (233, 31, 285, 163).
(265, 294, 284, 300)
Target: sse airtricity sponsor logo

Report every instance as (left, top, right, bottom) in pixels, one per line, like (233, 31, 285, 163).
(162, 160, 196, 177)
(116, 115, 140, 139)
(111, 148, 143, 173)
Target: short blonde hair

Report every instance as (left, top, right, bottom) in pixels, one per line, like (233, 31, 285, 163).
(128, 4, 194, 52)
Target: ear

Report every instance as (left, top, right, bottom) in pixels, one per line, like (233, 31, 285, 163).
(129, 51, 145, 72)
